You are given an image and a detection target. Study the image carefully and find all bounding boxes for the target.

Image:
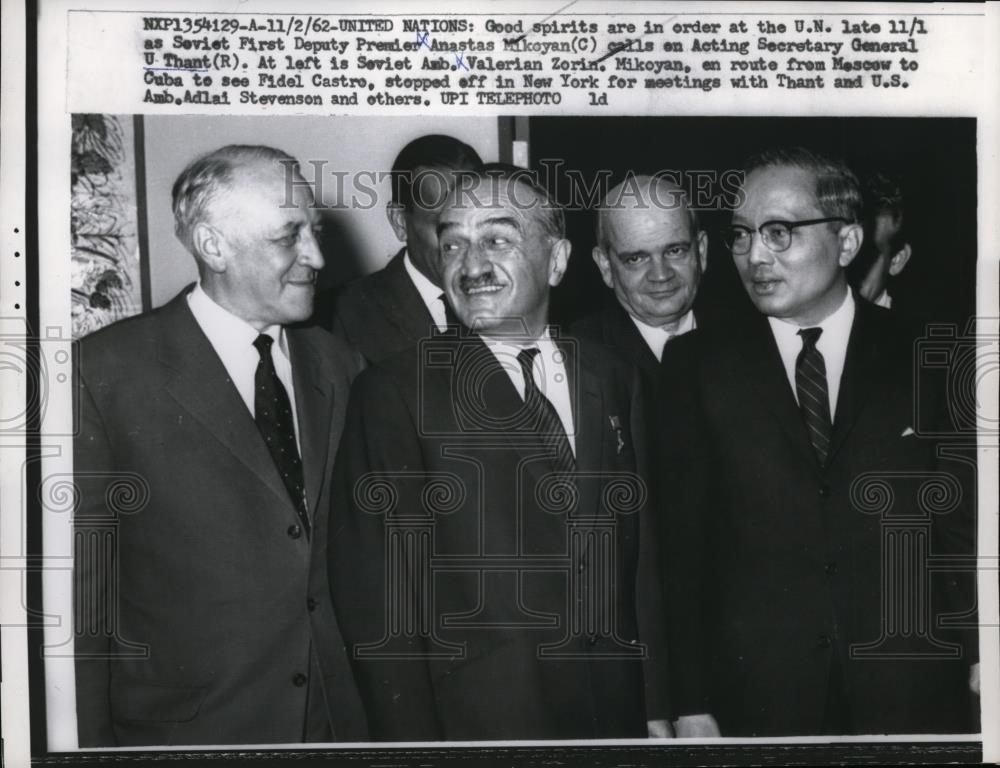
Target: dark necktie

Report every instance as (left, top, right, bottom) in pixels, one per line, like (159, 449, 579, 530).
(253, 334, 310, 537)
(516, 347, 576, 474)
(795, 327, 832, 465)
(438, 292, 461, 329)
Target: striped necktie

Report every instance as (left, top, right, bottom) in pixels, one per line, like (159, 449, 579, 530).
(795, 327, 832, 465)
(516, 347, 576, 474)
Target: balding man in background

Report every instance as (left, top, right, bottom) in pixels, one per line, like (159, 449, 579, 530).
(571, 175, 707, 399)
(570, 175, 708, 730)
(74, 145, 367, 746)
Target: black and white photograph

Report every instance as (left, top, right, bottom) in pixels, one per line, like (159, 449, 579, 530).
(1, 3, 997, 768)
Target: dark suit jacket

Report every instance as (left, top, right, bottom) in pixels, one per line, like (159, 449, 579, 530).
(73, 289, 368, 746)
(570, 301, 700, 396)
(329, 330, 667, 740)
(570, 301, 703, 721)
(328, 248, 439, 365)
(661, 299, 977, 736)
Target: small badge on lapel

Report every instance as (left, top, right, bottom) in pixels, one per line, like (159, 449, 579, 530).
(609, 415, 625, 455)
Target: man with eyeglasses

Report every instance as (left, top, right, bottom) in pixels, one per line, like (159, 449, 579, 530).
(661, 147, 978, 737)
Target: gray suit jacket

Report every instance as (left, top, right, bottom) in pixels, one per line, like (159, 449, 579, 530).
(73, 287, 368, 746)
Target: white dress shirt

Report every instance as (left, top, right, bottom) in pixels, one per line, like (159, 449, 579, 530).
(630, 309, 697, 362)
(767, 289, 855, 420)
(403, 250, 448, 332)
(873, 289, 893, 309)
(187, 283, 301, 447)
(481, 329, 576, 455)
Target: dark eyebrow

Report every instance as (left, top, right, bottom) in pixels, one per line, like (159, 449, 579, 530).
(436, 221, 459, 237)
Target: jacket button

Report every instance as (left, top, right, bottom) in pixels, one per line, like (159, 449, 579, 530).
(817, 634, 832, 648)
(818, 484, 831, 498)
(825, 562, 838, 575)
(307, 597, 318, 612)
(292, 672, 307, 687)
(287, 524, 302, 539)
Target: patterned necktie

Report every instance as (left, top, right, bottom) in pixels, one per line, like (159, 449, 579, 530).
(253, 334, 310, 537)
(795, 327, 832, 465)
(516, 347, 576, 474)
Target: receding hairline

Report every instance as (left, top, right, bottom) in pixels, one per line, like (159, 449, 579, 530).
(596, 176, 699, 250)
(442, 174, 560, 232)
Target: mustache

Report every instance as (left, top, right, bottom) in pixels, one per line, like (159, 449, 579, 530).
(459, 273, 504, 292)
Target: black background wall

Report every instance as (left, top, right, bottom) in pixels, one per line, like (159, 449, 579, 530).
(530, 117, 977, 333)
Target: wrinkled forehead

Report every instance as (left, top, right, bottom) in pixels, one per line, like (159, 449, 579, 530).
(441, 176, 543, 229)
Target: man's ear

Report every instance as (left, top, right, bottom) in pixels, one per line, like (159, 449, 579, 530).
(888, 243, 912, 276)
(192, 222, 226, 274)
(592, 246, 615, 290)
(386, 203, 407, 243)
(837, 222, 864, 268)
(696, 230, 708, 273)
(548, 238, 571, 287)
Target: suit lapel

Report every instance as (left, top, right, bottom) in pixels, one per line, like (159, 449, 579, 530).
(289, 329, 335, 520)
(372, 248, 436, 345)
(459, 337, 547, 477)
(603, 304, 659, 379)
(827, 301, 879, 464)
(560, 338, 603, 520)
(158, 293, 295, 514)
(737, 316, 818, 471)
(455, 334, 570, 488)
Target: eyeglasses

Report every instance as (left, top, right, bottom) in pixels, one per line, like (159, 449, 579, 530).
(721, 217, 848, 255)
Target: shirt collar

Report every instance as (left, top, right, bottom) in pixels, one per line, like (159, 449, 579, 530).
(873, 289, 893, 309)
(482, 326, 558, 359)
(629, 309, 697, 361)
(187, 282, 285, 356)
(630, 308, 697, 337)
(766, 288, 855, 363)
(403, 249, 444, 307)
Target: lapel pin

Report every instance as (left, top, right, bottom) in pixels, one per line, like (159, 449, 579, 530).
(609, 415, 625, 455)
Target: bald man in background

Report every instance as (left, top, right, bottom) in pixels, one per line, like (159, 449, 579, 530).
(570, 175, 708, 731)
(571, 175, 707, 402)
